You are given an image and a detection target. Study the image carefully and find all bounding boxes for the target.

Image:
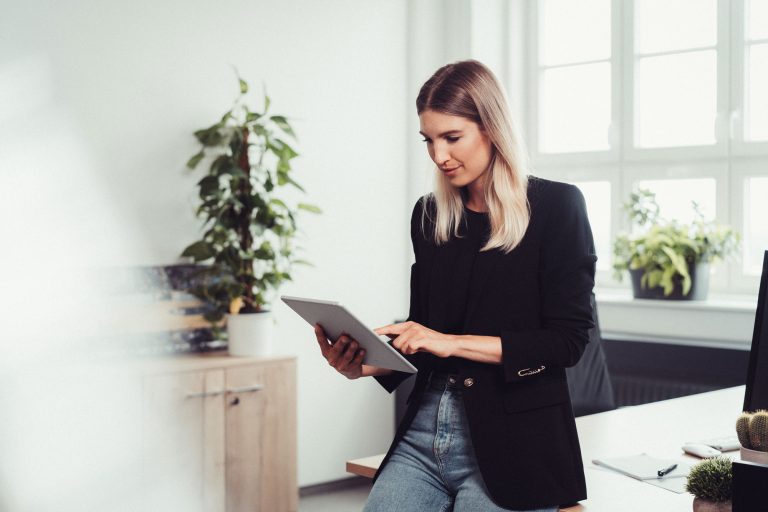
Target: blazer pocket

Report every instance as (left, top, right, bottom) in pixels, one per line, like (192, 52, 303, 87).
(503, 381, 570, 413)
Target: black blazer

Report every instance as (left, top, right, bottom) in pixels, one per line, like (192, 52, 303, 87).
(374, 177, 597, 510)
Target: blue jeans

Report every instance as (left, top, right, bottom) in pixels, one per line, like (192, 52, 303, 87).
(363, 374, 558, 512)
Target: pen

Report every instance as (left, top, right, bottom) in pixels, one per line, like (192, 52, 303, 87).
(657, 463, 678, 478)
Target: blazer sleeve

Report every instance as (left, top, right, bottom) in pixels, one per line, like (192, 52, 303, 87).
(374, 198, 427, 393)
(500, 184, 597, 383)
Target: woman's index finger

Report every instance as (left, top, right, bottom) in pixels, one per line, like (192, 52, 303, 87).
(375, 323, 407, 336)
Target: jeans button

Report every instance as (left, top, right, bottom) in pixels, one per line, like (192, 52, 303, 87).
(463, 378, 474, 387)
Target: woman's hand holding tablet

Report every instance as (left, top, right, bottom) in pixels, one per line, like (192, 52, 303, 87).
(313, 324, 393, 379)
(281, 295, 418, 374)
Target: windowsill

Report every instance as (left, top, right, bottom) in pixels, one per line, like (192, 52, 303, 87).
(595, 287, 757, 350)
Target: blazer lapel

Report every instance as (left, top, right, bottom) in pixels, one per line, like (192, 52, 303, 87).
(462, 249, 504, 332)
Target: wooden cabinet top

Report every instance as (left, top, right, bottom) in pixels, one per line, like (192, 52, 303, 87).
(124, 351, 296, 375)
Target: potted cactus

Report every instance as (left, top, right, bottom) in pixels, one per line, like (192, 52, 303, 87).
(686, 457, 733, 512)
(736, 410, 768, 465)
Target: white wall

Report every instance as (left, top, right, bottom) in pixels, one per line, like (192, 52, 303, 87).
(0, 0, 409, 487)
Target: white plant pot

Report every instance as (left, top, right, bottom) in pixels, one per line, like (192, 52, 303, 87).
(227, 311, 274, 357)
(740, 446, 768, 466)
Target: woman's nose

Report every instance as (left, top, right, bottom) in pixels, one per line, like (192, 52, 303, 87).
(432, 142, 450, 165)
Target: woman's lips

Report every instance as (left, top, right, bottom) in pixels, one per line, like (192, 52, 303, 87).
(442, 165, 461, 176)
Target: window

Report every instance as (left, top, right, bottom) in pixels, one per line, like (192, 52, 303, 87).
(744, 0, 768, 142)
(634, 0, 719, 149)
(526, 0, 768, 292)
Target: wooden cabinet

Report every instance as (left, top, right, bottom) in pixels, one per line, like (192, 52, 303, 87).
(141, 355, 297, 512)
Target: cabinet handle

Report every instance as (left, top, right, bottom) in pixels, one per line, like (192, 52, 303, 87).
(226, 384, 264, 394)
(185, 390, 224, 399)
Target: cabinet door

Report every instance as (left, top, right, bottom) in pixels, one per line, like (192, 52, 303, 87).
(225, 360, 297, 512)
(143, 369, 225, 512)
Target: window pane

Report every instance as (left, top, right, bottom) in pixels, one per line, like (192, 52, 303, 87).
(539, 62, 611, 153)
(573, 181, 611, 271)
(636, 178, 716, 226)
(635, 51, 717, 148)
(539, 0, 611, 66)
(748, 0, 768, 40)
(746, 44, 768, 141)
(636, 0, 717, 54)
(744, 177, 768, 275)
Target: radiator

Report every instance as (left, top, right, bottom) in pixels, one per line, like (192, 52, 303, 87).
(611, 375, 717, 407)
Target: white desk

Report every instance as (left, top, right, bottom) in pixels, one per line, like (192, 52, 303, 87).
(347, 386, 745, 511)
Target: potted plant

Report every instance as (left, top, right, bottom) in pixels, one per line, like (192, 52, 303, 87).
(181, 76, 319, 356)
(736, 410, 768, 465)
(613, 189, 739, 300)
(686, 456, 733, 512)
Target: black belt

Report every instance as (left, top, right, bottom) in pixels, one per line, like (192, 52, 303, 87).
(426, 371, 460, 390)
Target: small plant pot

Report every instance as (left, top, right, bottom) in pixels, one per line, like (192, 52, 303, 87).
(740, 446, 768, 466)
(630, 262, 710, 300)
(227, 311, 274, 357)
(692, 498, 731, 512)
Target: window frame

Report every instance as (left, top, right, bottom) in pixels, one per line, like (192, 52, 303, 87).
(730, 0, 768, 155)
(524, 0, 768, 295)
(526, 0, 622, 167)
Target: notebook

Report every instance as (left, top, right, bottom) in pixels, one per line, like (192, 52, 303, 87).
(592, 454, 693, 494)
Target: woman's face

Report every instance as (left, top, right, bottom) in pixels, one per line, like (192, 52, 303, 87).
(418, 109, 493, 190)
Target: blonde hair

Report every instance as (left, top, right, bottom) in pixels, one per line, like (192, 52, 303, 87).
(416, 60, 530, 253)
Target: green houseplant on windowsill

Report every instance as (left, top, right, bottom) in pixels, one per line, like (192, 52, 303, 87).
(612, 189, 739, 300)
(181, 76, 319, 355)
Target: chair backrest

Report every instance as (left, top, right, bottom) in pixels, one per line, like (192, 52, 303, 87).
(566, 294, 617, 416)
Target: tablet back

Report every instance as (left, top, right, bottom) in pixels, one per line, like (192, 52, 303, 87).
(281, 295, 417, 374)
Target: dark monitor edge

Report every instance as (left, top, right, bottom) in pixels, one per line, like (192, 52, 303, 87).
(743, 250, 768, 412)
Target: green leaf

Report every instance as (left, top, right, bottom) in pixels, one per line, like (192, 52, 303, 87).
(660, 266, 676, 295)
(297, 203, 321, 214)
(181, 241, 215, 261)
(269, 198, 288, 210)
(287, 176, 306, 193)
(210, 155, 233, 176)
(239, 78, 248, 94)
(198, 175, 220, 198)
(194, 128, 224, 147)
(647, 269, 663, 289)
(682, 273, 692, 296)
(264, 92, 271, 113)
(274, 138, 299, 159)
(270, 116, 297, 139)
(246, 111, 263, 122)
(293, 259, 314, 267)
(187, 150, 205, 169)
(661, 246, 689, 278)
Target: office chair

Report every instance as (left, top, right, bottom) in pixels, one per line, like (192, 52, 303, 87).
(566, 294, 617, 417)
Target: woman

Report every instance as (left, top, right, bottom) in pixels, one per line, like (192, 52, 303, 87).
(314, 60, 596, 511)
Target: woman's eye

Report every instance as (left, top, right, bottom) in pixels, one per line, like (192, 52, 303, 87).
(446, 136, 460, 143)
(421, 138, 431, 143)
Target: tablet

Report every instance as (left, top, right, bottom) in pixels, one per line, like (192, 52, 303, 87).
(281, 295, 417, 374)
